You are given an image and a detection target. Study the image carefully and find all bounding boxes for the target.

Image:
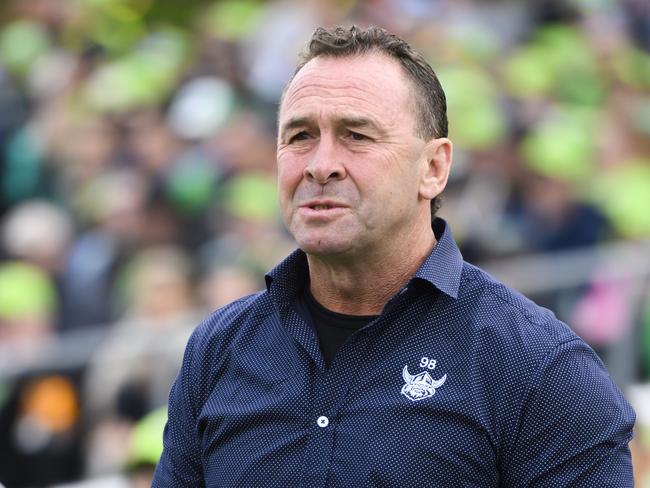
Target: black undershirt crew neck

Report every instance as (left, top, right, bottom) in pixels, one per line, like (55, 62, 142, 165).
(302, 287, 378, 367)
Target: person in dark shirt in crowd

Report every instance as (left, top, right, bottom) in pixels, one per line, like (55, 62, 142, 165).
(154, 25, 635, 487)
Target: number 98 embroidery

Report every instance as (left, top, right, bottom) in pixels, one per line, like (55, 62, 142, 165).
(419, 357, 437, 369)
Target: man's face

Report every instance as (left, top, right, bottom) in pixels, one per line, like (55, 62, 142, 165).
(277, 53, 431, 260)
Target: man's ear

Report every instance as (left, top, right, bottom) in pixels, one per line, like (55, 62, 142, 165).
(419, 137, 453, 201)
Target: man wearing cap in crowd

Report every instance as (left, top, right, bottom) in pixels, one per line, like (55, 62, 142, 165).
(154, 25, 635, 486)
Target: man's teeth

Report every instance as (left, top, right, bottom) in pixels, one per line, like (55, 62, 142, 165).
(313, 205, 331, 210)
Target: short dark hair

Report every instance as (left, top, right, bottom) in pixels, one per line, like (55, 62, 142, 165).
(285, 25, 448, 217)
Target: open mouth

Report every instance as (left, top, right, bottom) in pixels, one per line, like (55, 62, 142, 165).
(310, 205, 333, 210)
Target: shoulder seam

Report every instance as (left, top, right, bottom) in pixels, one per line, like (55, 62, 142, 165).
(462, 265, 559, 332)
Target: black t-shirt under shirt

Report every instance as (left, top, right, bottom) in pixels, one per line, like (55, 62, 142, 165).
(302, 287, 378, 367)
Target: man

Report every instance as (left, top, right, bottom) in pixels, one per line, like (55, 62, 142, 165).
(154, 26, 635, 486)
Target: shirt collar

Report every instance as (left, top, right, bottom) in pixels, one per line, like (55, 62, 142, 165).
(411, 218, 462, 299)
(265, 218, 463, 302)
(265, 248, 309, 303)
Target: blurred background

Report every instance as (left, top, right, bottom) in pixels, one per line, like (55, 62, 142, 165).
(0, 0, 648, 486)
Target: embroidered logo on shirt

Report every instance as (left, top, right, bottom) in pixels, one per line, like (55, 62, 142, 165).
(401, 365, 447, 401)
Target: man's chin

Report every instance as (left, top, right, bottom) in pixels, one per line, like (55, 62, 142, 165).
(297, 238, 355, 258)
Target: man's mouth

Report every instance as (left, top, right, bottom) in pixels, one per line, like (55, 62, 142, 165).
(298, 202, 347, 218)
(301, 200, 345, 210)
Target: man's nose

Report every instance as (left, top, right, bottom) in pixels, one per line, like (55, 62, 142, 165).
(303, 137, 347, 185)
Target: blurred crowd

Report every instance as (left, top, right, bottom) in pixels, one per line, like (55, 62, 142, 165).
(0, 0, 649, 485)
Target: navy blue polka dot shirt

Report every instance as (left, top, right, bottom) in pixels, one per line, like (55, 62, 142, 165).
(153, 219, 635, 487)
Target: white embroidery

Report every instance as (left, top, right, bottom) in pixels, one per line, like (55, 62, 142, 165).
(420, 357, 437, 369)
(401, 365, 447, 401)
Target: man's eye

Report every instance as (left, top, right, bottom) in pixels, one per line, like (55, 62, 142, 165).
(349, 131, 367, 141)
(289, 131, 309, 143)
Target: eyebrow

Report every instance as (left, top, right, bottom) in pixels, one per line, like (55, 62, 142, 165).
(279, 115, 382, 135)
(280, 117, 313, 135)
(340, 116, 383, 133)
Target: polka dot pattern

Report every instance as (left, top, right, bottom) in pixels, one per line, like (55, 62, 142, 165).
(153, 219, 635, 487)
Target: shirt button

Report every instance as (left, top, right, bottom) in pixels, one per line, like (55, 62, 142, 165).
(317, 416, 329, 428)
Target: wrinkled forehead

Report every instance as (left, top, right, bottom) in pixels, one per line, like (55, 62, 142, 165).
(279, 53, 415, 122)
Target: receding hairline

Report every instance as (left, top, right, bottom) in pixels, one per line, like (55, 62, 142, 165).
(278, 51, 424, 133)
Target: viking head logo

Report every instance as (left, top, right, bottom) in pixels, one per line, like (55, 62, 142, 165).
(401, 365, 447, 401)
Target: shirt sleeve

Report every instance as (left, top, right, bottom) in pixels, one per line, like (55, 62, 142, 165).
(152, 331, 205, 487)
(501, 338, 635, 487)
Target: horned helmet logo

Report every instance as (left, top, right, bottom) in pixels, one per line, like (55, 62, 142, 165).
(401, 365, 447, 401)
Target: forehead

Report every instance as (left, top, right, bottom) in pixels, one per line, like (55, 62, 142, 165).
(280, 53, 415, 126)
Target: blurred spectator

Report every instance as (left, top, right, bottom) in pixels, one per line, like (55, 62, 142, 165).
(1, 199, 73, 274)
(82, 245, 200, 477)
(0, 263, 83, 487)
(0, 261, 56, 363)
(124, 407, 167, 488)
(198, 263, 261, 311)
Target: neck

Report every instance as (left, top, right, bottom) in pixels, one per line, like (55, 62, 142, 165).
(306, 227, 436, 315)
